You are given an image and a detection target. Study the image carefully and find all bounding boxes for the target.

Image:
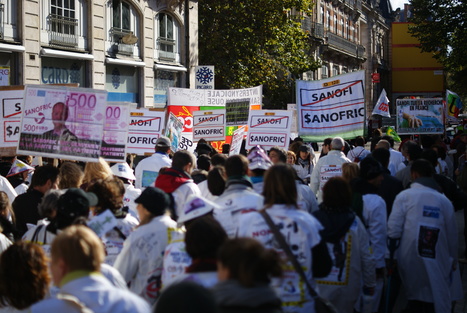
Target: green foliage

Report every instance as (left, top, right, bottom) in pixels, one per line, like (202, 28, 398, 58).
(409, 0, 467, 99)
(199, 0, 320, 109)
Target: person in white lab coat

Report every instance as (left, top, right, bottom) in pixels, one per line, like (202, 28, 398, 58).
(110, 162, 141, 221)
(388, 159, 458, 313)
(114, 187, 183, 305)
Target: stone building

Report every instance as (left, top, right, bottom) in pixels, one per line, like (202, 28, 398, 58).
(0, 0, 198, 108)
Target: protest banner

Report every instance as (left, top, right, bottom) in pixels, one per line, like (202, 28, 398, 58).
(101, 102, 130, 162)
(0, 86, 24, 156)
(127, 109, 165, 155)
(193, 109, 226, 141)
(246, 110, 292, 149)
(17, 85, 107, 162)
(165, 112, 184, 152)
(446, 90, 463, 122)
(167, 86, 262, 152)
(229, 125, 246, 156)
(296, 71, 365, 141)
(396, 98, 444, 135)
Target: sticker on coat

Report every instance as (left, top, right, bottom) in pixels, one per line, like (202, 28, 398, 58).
(418, 225, 440, 259)
(422, 206, 440, 219)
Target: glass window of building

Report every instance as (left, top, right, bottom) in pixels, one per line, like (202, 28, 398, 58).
(156, 13, 181, 64)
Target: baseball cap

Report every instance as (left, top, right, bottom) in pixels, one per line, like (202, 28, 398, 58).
(57, 188, 98, 219)
(110, 162, 136, 181)
(156, 136, 171, 148)
(177, 195, 219, 226)
(247, 145, 272, 170)
(134, 187, 170, 215)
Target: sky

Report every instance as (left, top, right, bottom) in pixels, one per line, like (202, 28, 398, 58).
(390, 0, 408, 10)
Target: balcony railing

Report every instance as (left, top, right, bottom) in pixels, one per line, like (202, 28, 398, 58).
(157, 37, 176, 62)
(300, 17, 325, 40)
(110, 27, 136, 56)
(48, 14, 78, 48)
(0, 4, 4, 40)
(326, 32, 366, 59)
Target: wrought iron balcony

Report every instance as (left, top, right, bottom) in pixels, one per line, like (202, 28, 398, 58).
(0, 3, 4, 40)
(48, 14, 78, 48)
(326, 32, 366, 59)
(110, 27, 136, 56)
(157, 37, 176, 62)
(301, 17, 325, 40)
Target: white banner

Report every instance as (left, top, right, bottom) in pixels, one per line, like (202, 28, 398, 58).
(246, 110, 292, 149)
(372, 88, 390, 118)
(17, 85, 107, 162)
(296, 71, 365, 140)
(127, 109, 165, 155)
(229, 126, 246, 156)
(0, 88, 24, 150)
(168, 85, 262, 107)
(193, 109, 226, 141)
(101, 102, 130, 162)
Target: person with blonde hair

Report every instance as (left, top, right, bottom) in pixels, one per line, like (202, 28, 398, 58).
(80, 158, 113, 190)
(238, 164, 331, 313)
(31, 225, 150, 312)
(58, 162, 84, 189)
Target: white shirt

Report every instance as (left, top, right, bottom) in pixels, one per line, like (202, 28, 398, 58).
(134, 153, 171, 189)
(347, 146, 371, 162)
(114, 214, 183, 305)
(361, 194, 387, 268)
(0, 176, 17, 205)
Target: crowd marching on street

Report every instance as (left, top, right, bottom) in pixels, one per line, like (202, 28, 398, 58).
(0, 130, 467, 313)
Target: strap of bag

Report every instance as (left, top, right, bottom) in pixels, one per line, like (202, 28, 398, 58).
(31, 225, 44, 243)
(259, 210, 319, 299)
(56, 293, 93, 313)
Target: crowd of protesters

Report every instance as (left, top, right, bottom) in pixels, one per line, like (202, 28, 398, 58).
(0, 129, 466, 313)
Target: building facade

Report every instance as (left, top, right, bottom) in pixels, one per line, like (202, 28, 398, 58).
(300, 0, 392, 124)
(0, 0, 198, 108)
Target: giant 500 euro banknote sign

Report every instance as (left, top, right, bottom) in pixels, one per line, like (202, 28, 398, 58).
(17, 85, 108, 162)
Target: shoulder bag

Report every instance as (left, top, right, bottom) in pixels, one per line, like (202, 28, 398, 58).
(259, 210, 338, 313)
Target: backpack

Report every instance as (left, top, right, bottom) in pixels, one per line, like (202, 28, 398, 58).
(353, 149, 365, 163)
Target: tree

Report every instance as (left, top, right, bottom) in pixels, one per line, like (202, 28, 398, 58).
(409, 0, 467, 99)
(198, 0, 320, 109)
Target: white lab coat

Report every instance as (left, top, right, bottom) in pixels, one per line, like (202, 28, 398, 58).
(310, 150, 351, 203)
(389, 148, 405, 176)
(238, 204, 323, 313)
(388, 182, 458, 313)
(102, 214, 139, 266)
(296, 182, 319, 213)
(347, 146, 371, 162)
(361, 194, 387, 268)
(317, 218, 376, 313)
(0, 176, 17, 205)
(161, 240, 191, 288)
(114, 214, 182, 305)
(31, 273, 150, 313)
(214, 183, 264, 238)
(123, 183, 142, 220)
(172, 181, 202, 218)
(134, 153, 171, 189)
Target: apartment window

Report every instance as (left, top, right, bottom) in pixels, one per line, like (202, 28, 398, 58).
(345, 20, 349, 39)
(156, 13, 180, 63)
(326, 11, 330, 29)
(332, 65, 339, 76)
(107, 1, 140, 57)
(320, 7, 324, 24)
(339, 18, 343, 36)
(48, 0, 78, 47)
(321, 65, 328, 79)
(112, 0, 130, 31)
(333, 15, 337, 33)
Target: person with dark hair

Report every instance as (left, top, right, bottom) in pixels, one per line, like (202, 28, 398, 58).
(162, 196, 220, 287)
(347, 136, 370, 163)
(110, 162, 142, 221)
(207, 166, 226, 198)
(156, 281, 218, 313)
(87, 176, 139, 266)
(42, 102, 78, 143)
(296, 144, 315, 184)
(155, 150, 201, 220)
(114, 187, 183, 305)
(313, 177, 375, 313)
(134, 136, 172, 189)
(349, 156, 387, 311)
(319, 137, 333, 158)
(12, 164, 59, 237)
(311, 137, 352, 203)
(370, 128, 382, 152)
(212, 237, 283, 313)
(268, 146, 287, 164)
(221, 144, 230, 155)
(0, 242, 51, 311)
(195, 142, 214, 157)
(238, 164, 331, 313)
(213, 155, 263, 238)
(32, 225, 150, 312)
(371, 148, 404, 216)
(395, 141, 423, 188)
(191, 154, 211, 184)
(211, 153, 227, 166)
(22, 188, 97, 250)
(388, 159, 460, 313)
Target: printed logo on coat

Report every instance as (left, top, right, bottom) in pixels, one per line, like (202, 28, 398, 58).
(422, 206, 440, 219)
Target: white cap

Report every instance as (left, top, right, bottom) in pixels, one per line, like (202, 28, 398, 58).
(110, 163, 136, 181)
(177, 195, 219, 226)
